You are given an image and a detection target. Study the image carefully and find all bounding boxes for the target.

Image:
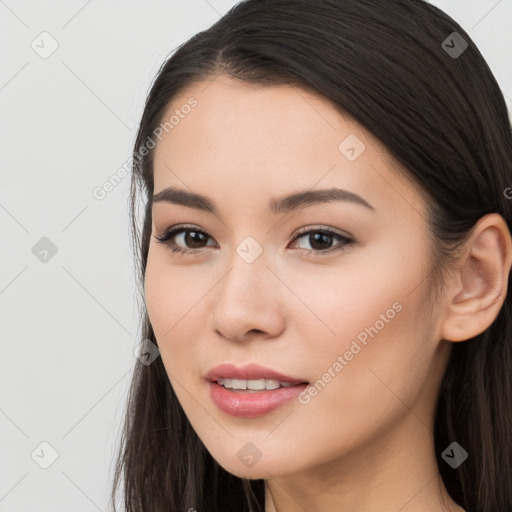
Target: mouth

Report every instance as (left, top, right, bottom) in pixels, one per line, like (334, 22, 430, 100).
(204, 363, 310, 418)
(208, 380, 309, 418)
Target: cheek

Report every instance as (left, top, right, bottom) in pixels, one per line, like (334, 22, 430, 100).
(144, 256, 172, 337)
(279, 250, 420, 348)
(144, 251, 197, 337)
(144, 252, 208, 378)
(283, 245, 433, 399)
(266, 264, 434, 467)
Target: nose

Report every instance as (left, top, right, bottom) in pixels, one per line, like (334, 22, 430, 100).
(209, 252, 286, 343)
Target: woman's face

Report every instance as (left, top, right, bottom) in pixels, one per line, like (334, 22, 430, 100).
(144, 75, 452, 479)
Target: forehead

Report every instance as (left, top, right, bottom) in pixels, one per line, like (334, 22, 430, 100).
(151, 75, 427, 219)
(154, 76, 366, 163)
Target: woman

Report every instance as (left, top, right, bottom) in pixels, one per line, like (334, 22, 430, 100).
(111, 0, 512, 510)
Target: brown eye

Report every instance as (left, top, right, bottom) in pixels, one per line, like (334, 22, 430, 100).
(181, 230, 209, 249)
(289, 227, 354, 255)
(154, 226, 217, 254)
(154, 224, 354, 256)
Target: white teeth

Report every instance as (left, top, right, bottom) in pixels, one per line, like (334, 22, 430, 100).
(232, 378, 247, 390)
(217, 378, 295, 390)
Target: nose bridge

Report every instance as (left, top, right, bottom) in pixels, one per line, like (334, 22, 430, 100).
(210, 242, 283, 339)
(219, 243, 271, 309)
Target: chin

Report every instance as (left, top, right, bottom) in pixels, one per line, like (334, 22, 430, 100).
(210, 451, 296, 480)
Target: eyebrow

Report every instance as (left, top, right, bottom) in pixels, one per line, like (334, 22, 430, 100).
(152, 186, 375, 215)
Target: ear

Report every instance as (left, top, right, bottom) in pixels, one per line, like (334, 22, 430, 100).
(440, 213, 512, 342)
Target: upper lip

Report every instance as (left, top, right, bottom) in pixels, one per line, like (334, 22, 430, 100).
(205, 363, 309, 384)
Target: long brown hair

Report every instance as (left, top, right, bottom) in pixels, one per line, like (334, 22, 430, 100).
(111, 1, 512, 510)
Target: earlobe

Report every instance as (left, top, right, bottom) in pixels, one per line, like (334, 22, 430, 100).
(440, 213, 512, 343)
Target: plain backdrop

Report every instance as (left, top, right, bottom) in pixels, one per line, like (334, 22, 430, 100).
(1, 1, 511, 510)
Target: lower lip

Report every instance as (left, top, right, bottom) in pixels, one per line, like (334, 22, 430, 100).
(208, 381, 309, 418)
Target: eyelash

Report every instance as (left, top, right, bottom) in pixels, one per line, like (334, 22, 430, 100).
(154, 224, 354, 256)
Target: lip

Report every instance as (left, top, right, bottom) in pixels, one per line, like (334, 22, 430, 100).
(208, 381, 309, 418)
(204, 363, 309, 419)
(204, 363, 308, 385)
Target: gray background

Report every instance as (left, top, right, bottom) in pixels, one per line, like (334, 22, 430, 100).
(1, 1, 511, 510)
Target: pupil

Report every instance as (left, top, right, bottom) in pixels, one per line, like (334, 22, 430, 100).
(310, 233, 332, 250)
(186, 231, 206, 248)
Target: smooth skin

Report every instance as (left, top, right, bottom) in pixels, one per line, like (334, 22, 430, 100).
(144, 75, 512, 512)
